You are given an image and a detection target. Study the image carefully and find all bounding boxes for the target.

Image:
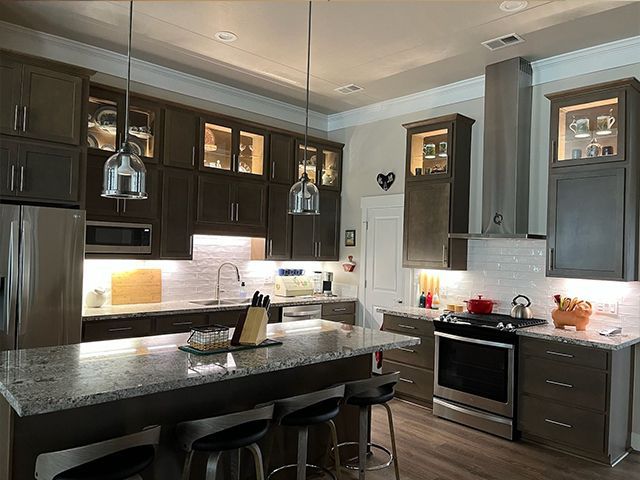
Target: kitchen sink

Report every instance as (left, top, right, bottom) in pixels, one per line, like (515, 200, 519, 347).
(190, 298, 252, 306)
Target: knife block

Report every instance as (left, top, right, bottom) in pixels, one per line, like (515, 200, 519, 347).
(231, 307, 268, 346)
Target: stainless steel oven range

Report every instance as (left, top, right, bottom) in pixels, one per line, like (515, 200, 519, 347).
(433, 312, 546, 440)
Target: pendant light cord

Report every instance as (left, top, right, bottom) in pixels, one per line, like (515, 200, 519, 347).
(123, 0, 134, 146)
(302, 1, 312, 175)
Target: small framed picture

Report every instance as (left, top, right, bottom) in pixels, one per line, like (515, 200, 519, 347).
(345, 229, 356, 247)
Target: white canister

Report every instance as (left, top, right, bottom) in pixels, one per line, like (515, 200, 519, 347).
(85, 288, 107, 308)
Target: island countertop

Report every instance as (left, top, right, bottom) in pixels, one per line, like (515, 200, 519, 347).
(0, 320, 418, 417)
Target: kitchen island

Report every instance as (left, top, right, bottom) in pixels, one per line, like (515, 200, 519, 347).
(0, 320, 418, 479)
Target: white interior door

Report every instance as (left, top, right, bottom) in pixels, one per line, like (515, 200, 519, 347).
(362, 201, 406, 330)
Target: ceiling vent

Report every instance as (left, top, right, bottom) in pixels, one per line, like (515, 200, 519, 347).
(482, 33, 525, 51)
(335, 84, 364, 95)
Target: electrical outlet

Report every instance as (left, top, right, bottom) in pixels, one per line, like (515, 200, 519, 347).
(595, 301, 618, 316)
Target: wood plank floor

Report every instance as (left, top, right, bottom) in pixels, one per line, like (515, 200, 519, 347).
(342, 399, 640, 480)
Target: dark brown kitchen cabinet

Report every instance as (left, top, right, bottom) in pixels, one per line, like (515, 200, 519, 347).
(269, 132, 295, 184)
(518, 337, 633, 466)
(291, 190, 340, 261)
(402, 114, 473, 270)
(163, 107, 198, 169)
(545, 79, 640, 281)
(0, 51, 87, 146)
(195, 174, 266, 236)
(266, 184, 292, 260)
(83, 318, 153, 342)
(295, 140, 342, 191)
(0, 138, 81, 204)
(160, 169, 194, 259)
(119, 167, 161, 220)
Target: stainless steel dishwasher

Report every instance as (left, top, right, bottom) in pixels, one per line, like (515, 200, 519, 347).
(281, 304, 322, 322)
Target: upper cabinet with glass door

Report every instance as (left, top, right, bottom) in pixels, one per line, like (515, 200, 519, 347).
(200, 119, 266, 178)
(405, 120, 452, 181)
(87, 85, 161, 163)
(547, 81, 633, 167)
(320, 146, 341, 190)
(295, 140, 342, 190)
(296, 141, 318, 185)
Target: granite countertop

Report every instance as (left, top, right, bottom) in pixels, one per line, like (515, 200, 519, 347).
(376, 306, 640, 351)
(0, 320, 418, 417)
(83, 295, 358, 321)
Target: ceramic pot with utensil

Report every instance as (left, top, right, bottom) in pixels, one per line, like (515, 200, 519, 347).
(464, 295, 496, 314)
(510, 294, 533, 319)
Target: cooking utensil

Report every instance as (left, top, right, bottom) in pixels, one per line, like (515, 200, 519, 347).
(263, 295, 270, 312)
(257, 294, 264, 308)
(251, 291, 260, 307)
(510, 294, 533, 319)
(464, 295, 496, 314)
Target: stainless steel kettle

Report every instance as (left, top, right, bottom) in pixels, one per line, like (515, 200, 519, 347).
(511, 294, 533, 319)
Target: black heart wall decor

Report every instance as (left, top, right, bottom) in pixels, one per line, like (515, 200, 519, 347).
(376, 172, 395, 191)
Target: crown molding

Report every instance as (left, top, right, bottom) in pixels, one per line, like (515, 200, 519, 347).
(0, 20, 328, 131)
(328, 34, 640, 131)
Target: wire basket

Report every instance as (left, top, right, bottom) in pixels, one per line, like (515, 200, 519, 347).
(187, 325, 230, 352)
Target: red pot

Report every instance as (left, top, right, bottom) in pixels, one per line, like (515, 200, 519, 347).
(465, 295, 497, 314)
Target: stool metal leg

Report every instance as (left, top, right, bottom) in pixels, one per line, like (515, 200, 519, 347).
(247, 443, 265, 480)
(327, 420, 342, 480)
(181, 451, 194, 480)
(297, 426, 309, 480)
(358, 406, 368, 480)
(230, 449, 241, 480)
(205, 451, 223, 480)
(382, 403, 400, 480)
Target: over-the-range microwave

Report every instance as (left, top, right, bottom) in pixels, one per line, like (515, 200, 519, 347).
(85, 221, 152, 255)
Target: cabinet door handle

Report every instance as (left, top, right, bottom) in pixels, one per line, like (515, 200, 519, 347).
(172, 321, 193, 326)
(545, 379, 573, 388)
(399, 377, 415, 384)
(548, 248, 554, 270)
(232, 153, 237, 171)
(107, 326, 133, 332)
(442, 244, 448, 265)
(269, 239, 273, 256)
(13, 105, 19, 131)
(397, 324, 416, 330)
(317, 241, 322, 258)
(230, 202, 235, 222)
(545, 350, 573, 358)
(544, 418, 572, 429)
(332, 307, 347, 312)
(19, 166, 24, 192)
(398, 347, 416, 353)
(191, 146, 196, 167)
(551, 140, 557, 163)
(122, 199, 127, 214)
(9, 164, 15, 192)
(116, 199, 120, 213)
(271, 161, 276, 179)
(235, 202, 239, 222)
(22, 106, 27, 132)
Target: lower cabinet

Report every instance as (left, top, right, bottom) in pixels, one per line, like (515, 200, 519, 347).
(517, 337, 633, 465)
(83, 317, 153, 342)
(321, 301, 356, 325)
(382, 314, 434, 407)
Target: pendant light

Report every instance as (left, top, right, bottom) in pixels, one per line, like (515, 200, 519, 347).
(102, 0, 147, 199)
(288, 1, 319, 215)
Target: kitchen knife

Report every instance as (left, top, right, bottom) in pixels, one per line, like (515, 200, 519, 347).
(257, 294, 264, 308)
(263, 295, 270, 312)
(251, 291, 260, 307)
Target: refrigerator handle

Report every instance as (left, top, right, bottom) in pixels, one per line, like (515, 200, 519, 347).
(18, 220, 32, 337)
(5, 221, 19, 335)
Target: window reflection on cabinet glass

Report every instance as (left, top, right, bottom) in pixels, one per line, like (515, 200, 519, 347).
(409, 128, 448, 177)
(322, 150, 339, 187)
(239, 131, 264, 175)
(88, 96, 117, 152)
(203, 123, 232, 171)
(297, 144, 317, 183)
(128, 106, 156, 159)
(557, 98, 618, 161)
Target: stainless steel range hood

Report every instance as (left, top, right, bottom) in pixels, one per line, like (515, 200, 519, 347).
(452, 57, 545, 240)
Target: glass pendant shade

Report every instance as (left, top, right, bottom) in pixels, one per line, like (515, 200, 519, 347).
(288, 172, 320, 215)
(102, 144, 147, 199)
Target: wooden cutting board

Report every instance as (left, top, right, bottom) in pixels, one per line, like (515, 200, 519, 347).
(111, 269, 162, 305)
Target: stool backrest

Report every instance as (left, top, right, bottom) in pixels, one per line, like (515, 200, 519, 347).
(343, 372, 399, 402)
(176, 404, 274, 451)
(273, 384, 345, 424)
(35, 425, 161, 480)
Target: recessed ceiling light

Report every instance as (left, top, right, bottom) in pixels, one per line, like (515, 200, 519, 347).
(499, 1, 528, 12)
(214, 31, 238, 43)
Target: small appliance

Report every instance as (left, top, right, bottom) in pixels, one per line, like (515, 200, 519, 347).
(274, 276, 314, 297)
(322, 272, 334, 296)
(85, 221, 152, 255)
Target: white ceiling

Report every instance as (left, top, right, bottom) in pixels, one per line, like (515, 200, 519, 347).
(1, 1, 639, 114)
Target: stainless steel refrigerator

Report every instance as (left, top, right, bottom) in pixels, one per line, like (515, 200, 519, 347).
(0, 205, 85, 351)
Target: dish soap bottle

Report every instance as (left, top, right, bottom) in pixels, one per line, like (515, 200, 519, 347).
(239, 281, 247, 299)
(426, 291, 433, 309)
(419, 291, 426, 308)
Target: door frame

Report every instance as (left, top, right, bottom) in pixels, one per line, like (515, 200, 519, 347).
(359, 193, 412, 327)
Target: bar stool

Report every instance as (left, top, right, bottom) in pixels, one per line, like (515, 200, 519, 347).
(176, 404, 274, 480)
(34, 426, 160, 480)
(336, 372, 400, 480)
(267, 385, 345, 480)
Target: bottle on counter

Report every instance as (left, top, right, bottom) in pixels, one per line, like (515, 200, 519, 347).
(433, 292, 440, 308)
(239, 281, 247, 299)
(426, 291, 433, 309)
(419, 291, 426, 308)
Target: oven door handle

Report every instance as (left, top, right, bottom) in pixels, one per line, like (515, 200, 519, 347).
(434, 331, 514, 350)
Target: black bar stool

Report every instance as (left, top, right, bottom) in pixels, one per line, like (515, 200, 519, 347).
(267, 385, 345, 480)
(34, 426, 160, 480)
(176, 404, 274, 480)
(336, 372, 400, 480)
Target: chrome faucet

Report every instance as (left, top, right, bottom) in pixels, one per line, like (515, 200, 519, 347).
(216, 262, 241, 300)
